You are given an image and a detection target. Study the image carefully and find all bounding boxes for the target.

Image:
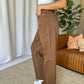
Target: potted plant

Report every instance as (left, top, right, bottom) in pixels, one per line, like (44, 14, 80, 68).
(55, 0, 84, 34)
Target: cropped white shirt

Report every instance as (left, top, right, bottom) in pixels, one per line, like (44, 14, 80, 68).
(38, 0, 55, 5)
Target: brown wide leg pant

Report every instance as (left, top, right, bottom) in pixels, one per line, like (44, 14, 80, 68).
(31, 9, 59, 84)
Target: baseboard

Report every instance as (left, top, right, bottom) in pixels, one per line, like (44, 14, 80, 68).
(0, 55, 32, 71)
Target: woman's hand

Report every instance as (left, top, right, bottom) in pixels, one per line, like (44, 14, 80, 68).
(36, 4, 47, 16)
(36, 4, 43, 16)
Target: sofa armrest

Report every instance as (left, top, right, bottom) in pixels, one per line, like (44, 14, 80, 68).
(56, 34, 69, 51)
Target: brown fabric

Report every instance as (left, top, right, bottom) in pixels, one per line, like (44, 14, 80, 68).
(56, 34, 84, 74)
(31, 9, 59, 84)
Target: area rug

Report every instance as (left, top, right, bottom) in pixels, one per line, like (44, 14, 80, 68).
(0, 58, 84, 84)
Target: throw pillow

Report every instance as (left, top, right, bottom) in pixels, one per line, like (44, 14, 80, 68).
(78, 38, 84, 52)
(67, 34, 83, 49)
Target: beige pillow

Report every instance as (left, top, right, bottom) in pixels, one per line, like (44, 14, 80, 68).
(78, 38, 84, 52)
(67, 34, 83, 49)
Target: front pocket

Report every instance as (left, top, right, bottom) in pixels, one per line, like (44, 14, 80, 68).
(37, 15, 48, 25)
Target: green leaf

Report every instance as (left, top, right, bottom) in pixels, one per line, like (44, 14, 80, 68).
(70, 24, 75, 30)
(67, 0, 74, 7)
(76, 22, 80, 25)
(62, 27, 69, 32)
(67, 21, 72, 25)
(70, 28, 77, 33)
(72, 18, 80, 21)
(60, 14, 69, 19)
(70, 12, 77, 17)
(57, 12, 65, 15)
(67, 10, 72, 14)
(61, 9, 67, 12)
(70, 29, 73, 33)
(74, 21, 80, 24)
(73, 4, 81, 10)
(55, 12, 59, 16)
(77, 8, 84, 13)
(77, 15, 81, 17)
(59, 19, 66, 26)
(59, 25, 64, 28)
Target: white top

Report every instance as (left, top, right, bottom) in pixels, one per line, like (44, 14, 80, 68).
(38, 0, 55, 5)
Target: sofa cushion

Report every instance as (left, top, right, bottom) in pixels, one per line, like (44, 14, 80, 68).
(78, 38, 84, 52)
(56, 48, 84, 73)
(56, 48, 84, 65)
(67, 34, 83, 49)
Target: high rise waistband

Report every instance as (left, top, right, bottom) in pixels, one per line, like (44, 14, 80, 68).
(41, 9, 56, 15)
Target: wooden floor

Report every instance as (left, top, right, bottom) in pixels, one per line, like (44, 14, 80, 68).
(0, 58, 84, 84)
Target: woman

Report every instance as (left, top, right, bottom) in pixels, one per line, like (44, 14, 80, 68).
(31, 0, 67, 84)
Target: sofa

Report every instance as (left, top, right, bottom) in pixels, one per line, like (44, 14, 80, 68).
(56, 34, 84, 74)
